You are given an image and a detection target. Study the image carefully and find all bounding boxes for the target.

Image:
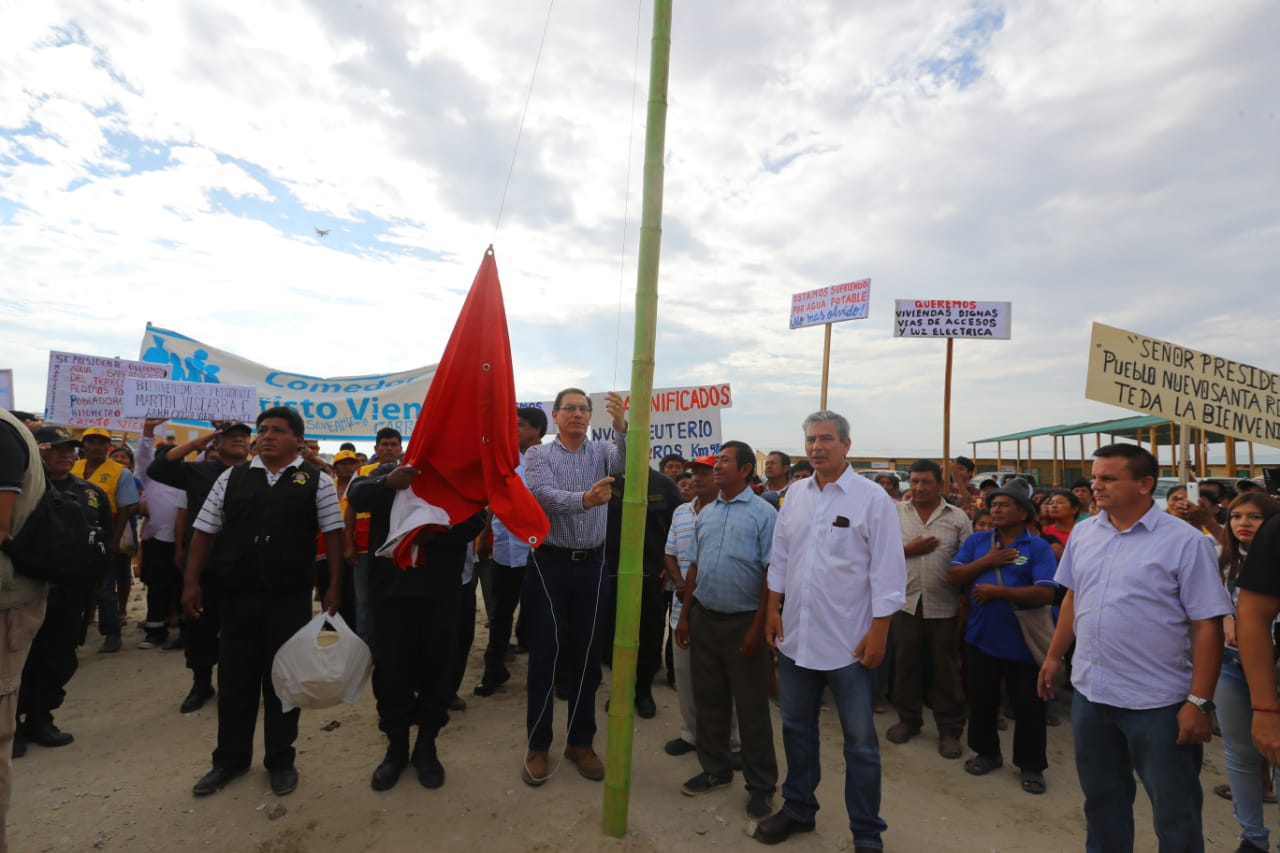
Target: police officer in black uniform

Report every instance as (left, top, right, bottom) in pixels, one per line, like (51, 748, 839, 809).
(347, 462, 484, 792)
(182, 407, 345, 798)
(14, 427, 111, 757)
(148, 419, 252, 713)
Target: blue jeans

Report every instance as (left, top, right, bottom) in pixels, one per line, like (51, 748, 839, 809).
(1217, 648, 1273, 851)
(523, 549, 607, 752)
(97, 559, 124, 638)
(1072, 693, 1204, 853)
(777, 653, 886, 849)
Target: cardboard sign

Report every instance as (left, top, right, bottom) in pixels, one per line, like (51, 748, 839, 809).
(45, 351, 171, 432)
(516, 383, 732, 461)
(139, 324, 436, 440)
(122, 378, 259, 422)
(790, 279, 871, 329)
(894, 300, 1012, 339)
(1085, 322, 1280, 447)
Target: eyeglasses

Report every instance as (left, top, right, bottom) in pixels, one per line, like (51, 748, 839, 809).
(556, 405, 591, 413)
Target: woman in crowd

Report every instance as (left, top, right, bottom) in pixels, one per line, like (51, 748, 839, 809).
(1041, 489, 1081, 545)
(1213, 493, 1280, 853)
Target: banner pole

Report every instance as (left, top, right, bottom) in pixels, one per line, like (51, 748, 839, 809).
(942, 338, 953, 488)
(820, 322, 832, 409)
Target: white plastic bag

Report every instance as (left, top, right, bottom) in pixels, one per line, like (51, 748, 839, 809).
(271, 612, 373, 713)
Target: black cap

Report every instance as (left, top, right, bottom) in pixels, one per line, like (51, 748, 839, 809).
(215, 420, 253, 435)
(33, 426, 82, 448)
(985, 485, 1037, 523)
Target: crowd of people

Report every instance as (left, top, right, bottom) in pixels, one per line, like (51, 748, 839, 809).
(2, 398, 1280, 851)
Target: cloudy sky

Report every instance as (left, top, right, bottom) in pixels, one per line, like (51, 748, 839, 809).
(2, 0, 1277, 459)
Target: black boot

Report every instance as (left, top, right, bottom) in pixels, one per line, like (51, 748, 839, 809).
(24, 716, 74, 748)
(12, 729, 26, 759)
(181, 673, 216, 714)
(371, 733, 410, 792)
(411, 731, 444, 789)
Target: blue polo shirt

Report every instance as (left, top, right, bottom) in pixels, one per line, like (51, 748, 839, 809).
(954, 529, 1058, 665)
(689, 487, 776, 614)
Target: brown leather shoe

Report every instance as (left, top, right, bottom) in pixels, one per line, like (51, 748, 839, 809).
(564, 745, 605, 781)
(522, 750, 550, 787)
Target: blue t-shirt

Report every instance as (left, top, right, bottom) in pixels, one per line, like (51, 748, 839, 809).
(954, 529, 1058, 664)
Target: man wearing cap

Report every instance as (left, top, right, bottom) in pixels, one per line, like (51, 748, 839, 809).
(72, 427, 139, 654)
(888, 459, 972, 760)
(0, 408, 49, 850)
(663, 454, 740, 757)
(947, 486, 1057, 794)
(147, 419, 252, 713)
(520, 389, 628, 786)
(14, 428, 112, 756)
(183, 407, 344, 798)
(475, 406, 547, 698)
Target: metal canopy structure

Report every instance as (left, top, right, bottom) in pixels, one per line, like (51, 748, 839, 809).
(969, 415, 1260, 484)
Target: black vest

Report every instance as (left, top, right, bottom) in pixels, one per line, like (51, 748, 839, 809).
(213, 461, 320, 595)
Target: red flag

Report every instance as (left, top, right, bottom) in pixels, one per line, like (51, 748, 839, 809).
(382, 247, 549, 567)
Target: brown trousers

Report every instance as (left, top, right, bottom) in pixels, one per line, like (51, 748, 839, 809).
(890, 601, 967, 737)
(1, 596, 47, 853)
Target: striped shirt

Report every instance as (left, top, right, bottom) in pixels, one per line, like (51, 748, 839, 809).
(664, 499, 699, 628)
(194, 455, 344, 535)
(524, 434, 627, 549)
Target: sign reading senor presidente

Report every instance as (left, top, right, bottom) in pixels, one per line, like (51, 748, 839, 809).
(1085, 322, 1280, 447)
(139, 324, 436, 440)
(894, 300, 1012, 339)
(790, 279, 871, 329)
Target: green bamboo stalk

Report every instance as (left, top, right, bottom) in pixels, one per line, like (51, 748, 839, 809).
(602, 0, 673, 837)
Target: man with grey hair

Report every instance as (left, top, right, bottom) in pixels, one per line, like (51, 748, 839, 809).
(759, 411, 906, 850)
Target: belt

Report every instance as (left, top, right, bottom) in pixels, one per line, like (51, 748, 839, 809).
(537, 544, 603, 562)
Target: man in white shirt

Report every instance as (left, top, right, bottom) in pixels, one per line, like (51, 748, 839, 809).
(760, 411, 906, 851)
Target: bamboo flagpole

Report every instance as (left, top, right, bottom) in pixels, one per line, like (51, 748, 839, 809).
(603, 0, 672, 836)
(820, 322, 833, 409)
(942, 338, 953, 487)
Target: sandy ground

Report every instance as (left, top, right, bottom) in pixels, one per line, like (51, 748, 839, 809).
(10, 588, 1249, 852)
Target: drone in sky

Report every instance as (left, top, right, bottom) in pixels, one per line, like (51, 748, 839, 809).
(314, 227, 330, 237)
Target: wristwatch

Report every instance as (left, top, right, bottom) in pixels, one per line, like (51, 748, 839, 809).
(1186, 694, 1216, 715)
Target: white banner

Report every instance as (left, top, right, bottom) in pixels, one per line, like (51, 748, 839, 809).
(516, 383, 732, 461)
(139, 324, 436, 440)
(45, 351, 171, 432)
(122, 378, 260, 422)
(893, 300, 1012, 339)
(790, 279, 871, 329)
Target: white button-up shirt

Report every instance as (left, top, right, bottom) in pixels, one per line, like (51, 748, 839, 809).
(768, 465, 907, 671)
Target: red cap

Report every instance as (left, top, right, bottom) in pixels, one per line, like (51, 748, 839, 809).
(686, 454, 717, 469)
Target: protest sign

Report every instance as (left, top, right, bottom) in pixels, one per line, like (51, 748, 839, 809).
(894, 300, 1012, 339)
(1085, 322, 1280, 447)
(45, 351, 171, 432)
(789, 279, 871, 329)
(122, 378, 259, 422)
(516, 383, 732, 461)
(138, 324, 437, 440)
(0, 370, 13, 410)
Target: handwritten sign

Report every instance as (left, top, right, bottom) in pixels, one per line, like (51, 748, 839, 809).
(122, 378, 259, 422)
(517, 383, 732, 461)
(790, 279, 871, 329)
(45, 351, 170, 432)
(893, 300, 1012, 339)
(1085, 323, 1280, 447)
